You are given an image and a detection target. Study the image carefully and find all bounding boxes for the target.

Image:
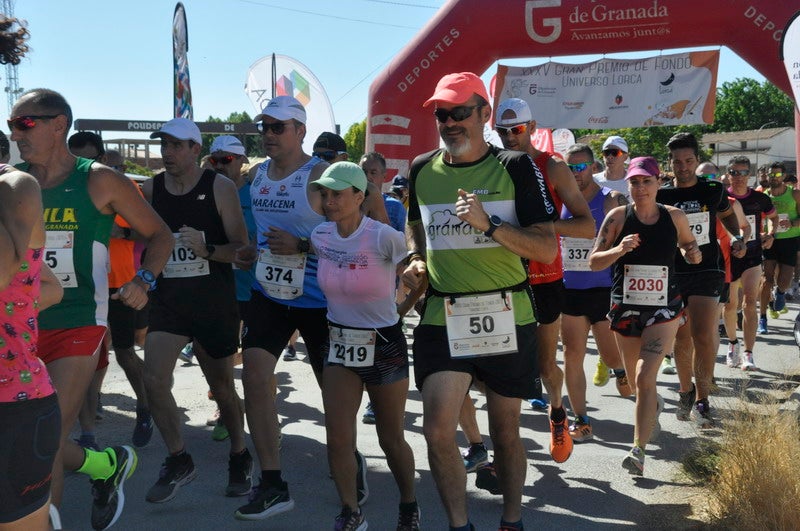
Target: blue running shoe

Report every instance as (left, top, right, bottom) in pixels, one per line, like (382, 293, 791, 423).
(774, 290, 786, 312)
(529, 398, 549, 410)
(757, 317, 768, 334)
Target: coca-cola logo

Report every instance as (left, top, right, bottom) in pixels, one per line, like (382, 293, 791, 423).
(588, 116, 609, 124)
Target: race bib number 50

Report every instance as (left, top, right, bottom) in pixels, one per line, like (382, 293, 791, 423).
(444, 291, 517, 358)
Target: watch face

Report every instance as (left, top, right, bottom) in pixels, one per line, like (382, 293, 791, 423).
(490, 215, 502, 227)
(140, 270, 155, 282)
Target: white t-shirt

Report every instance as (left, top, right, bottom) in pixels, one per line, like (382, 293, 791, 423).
(312, 216, 407, 328)
(594, 171, 630, 199)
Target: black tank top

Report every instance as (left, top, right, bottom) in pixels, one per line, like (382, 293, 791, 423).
(611, 204, 679, 306)
(151, 169, 234, 301)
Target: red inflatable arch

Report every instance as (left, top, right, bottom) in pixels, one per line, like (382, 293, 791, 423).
(368, 0, 798, 180)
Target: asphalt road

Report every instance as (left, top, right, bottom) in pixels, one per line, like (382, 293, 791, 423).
(58, 302, 800, 530)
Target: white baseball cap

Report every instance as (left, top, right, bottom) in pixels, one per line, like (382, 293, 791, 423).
(602, 135, 629, 153)
(210, 135, 246, 156)
(150, 117, 202, 144)
(495, 98, 532, 126)
(254, 95, 307, 124)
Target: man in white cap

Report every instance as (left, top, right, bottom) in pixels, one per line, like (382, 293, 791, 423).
(235, 96, 333, 520)
(403, 73, 558, 531)
(594, 135, 630, 196)
(141, 118, 252, 504)
(494, 97, 595, 465)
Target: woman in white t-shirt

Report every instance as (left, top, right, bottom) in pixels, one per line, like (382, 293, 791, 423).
(310, 162, 418, 530)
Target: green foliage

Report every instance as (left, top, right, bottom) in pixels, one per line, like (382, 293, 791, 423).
(573, 124, 711, 166)
(201, 111, 262, 158)
(711, 78, 795, 132)
(123, 160, 154, 177)
(343, 120, 367, 162)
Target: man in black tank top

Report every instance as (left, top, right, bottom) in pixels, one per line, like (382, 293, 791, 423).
(140, 118, 253, 504)
(656, 133, 746, 429)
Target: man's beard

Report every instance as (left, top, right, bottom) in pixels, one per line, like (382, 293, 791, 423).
(443, 133, 471, 158)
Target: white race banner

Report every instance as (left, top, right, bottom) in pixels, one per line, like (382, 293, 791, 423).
(780, 11, 800, 107)
(494, 51, 719, 129)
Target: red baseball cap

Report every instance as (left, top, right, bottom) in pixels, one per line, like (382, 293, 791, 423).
(626, 156, 660, 179)
(423, 72, 490, 108)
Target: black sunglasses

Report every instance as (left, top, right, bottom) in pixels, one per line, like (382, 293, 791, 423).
(313, 151, 346, 162)
(257, 121, 291, 135)
(209, 155, 236, 165)
(602, 148, 622, 157)
(728, 169, 749, 177)
(433, 104, 482, 124)
(7, 114, 61, 132)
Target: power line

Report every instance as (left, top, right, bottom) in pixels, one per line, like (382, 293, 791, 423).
(238, 0, 420, 29)
(364, 0, 439, 8)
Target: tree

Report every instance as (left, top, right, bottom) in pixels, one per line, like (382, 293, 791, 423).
(712, 79, 795, 132)
(343, 120, 366, 162)
(573, 124, 710, 166)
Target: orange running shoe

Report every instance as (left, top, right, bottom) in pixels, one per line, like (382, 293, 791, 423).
(549, 407, 573, 463)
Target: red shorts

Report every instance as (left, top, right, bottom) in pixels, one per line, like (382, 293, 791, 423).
(38, 326, 108, 368)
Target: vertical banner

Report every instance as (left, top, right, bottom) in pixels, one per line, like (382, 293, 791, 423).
(494, 51, 719, 129)
(173, 3, 193, 119)
(780, 11, 800, 108)
(245, 54, 336, 151)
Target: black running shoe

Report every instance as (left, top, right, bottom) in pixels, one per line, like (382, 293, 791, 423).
(90, 446, 138, 530)
(131, 409, 153, 448)
(145, 452, 197, 503)
(226, 449, 253, 497)
(234, 481, 295, 520)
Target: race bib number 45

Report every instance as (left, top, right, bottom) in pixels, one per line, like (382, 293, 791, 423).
(45, 231, 77, 288)
(623, 264, 668, 306)
(445, 291, 517, 358)
(328, 326, 376, 367)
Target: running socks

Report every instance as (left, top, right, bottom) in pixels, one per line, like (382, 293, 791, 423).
(77, 447, 116, 481)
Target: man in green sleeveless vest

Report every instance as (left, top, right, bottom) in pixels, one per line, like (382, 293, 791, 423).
(10, 88, 174, 530)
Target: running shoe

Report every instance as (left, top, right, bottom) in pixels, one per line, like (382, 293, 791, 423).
(462, 443, 489, 472)
(282, 345, 297, 360)
(333, 506, 367, 531)
(768, 307, 780, 320)
(676, 384, 695, 421)
(726, 342, 742, 368)
(396, 502, 420, 531)
(212, 419, 230, 442)
(592, 359, 610, 387)
(568, 417, 593, 443)
(616, 374, 633, 397)
(660, 356, 677, 375)
(235, 481, 295, 521)
(650, 394, 664, 441)
(90, 446, 138, 530)
(178, 343, 194, 363)
(362, 402, 376, 425)
(622, 446, 645, 476)
(528, 397, 549, 410)
(691, 398, 713, 429)
(758, 316, 769, 334)
(475, 462, 501, 495)
(145, 452, 197, 503)
(498, 520, 524, 531)
(741, 351, 758, 371)
(226, 449, 253, 497)
(549, 407, 573, 463)
(132, 408, 153, 448)
(774, 289, 787, 312)
(355, 450, 369, 505)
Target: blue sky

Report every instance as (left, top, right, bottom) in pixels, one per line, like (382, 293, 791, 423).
(7, 0, 765, 139)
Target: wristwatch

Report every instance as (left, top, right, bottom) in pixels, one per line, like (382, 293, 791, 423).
(204, 243, 216, 259)
(297, 237, 310, 253)
(484, 215, 503, 238)
(135, 268, 157, 292)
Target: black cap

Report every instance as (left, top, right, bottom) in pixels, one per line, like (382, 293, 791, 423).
(313, 132, 347, 152)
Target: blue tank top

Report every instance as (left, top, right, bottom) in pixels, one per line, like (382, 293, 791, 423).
(250, 158, 326, 308)
(562, 186, 613, 289)
(235, 180, 257, 302)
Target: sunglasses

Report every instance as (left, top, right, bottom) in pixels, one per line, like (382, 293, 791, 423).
(728, 169, 749, 177)
(257, 121, 291, 135)
(567, 162, 590, 173)
(433, 104, 482, 123)
(771, 172, 785, 178)
(7, 114, 61, 132)
(209, 155, 236, 165)
(602, 148, 622, 157)
(495, 124, 527, 136)
(313, 151, 345, 162)
(699, 173, 717, 180)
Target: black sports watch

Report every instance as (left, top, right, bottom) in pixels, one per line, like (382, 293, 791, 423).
(135, 268, 157, 291)
(297, 237, 310, 253)
(204, 243, 216, 259)
(484, 215, 503, 238)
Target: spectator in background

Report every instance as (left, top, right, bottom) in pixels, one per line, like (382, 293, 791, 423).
(68, 131, 105, 161)
(0, 130, 10, 163)
(392, 175, 409, 209)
